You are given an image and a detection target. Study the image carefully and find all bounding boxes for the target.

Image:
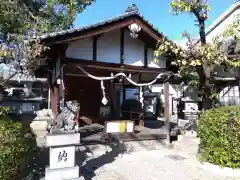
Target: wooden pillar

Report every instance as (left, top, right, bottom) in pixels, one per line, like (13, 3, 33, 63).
(110, 80, 117, 119)
(49, 43, 68, 116)
(120, 28, 124, 65)
(120, 28, 125, 110)
(122, 81, 126, 103)
(164, 82, 170, 143)
(50, 86, 58, 115)
(115, 83, 121, 119)
(92, 35, 102, 61)
(144, 44, 148, 68)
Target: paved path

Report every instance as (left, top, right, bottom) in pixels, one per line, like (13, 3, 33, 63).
(78, 136, 240, 180)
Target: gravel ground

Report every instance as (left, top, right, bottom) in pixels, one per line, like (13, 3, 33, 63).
(77, 136, 240, 180)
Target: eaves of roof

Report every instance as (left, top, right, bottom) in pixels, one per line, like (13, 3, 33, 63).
(206, 1, 240, 36)
(39, 10, 168, 44)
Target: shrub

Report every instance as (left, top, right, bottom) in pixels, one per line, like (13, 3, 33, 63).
(198, 106, 240, 169)
(0, 108, 37, 180)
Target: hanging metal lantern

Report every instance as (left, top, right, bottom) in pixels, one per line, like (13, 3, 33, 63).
(128, 23, 141, 38)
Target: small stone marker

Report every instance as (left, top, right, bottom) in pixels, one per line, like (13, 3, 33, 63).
(45, 132, 81, 180)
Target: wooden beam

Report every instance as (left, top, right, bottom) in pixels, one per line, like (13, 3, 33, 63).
(63, 58, 167, 74)
(45, 19, 135, 45)
(44, 16, 164, 46)
(120, 28, 124, 65)
(135, 20, 162, 41)
(92, 34, 102, 61)
(144, 44, 148, 68)
(93, 35, 97, 61)
(164, 82, 170, 143)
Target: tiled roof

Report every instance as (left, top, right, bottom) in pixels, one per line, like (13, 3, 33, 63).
(40, 4, 165, 41)
(0, 69, 47, 82)
(206, 1, 240, 35)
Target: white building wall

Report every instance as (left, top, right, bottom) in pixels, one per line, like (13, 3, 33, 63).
(65, 29, 166, 68)
(147, 48, 166, 68)
(124, 29, 144, 66)
(97, 29, 121, 63)
(66, 37, 93, 60)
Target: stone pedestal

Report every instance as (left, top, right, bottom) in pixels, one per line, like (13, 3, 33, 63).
(30, 109, 55, 147)
(45, 133, 81, 180)
(30, 116, 50, 147)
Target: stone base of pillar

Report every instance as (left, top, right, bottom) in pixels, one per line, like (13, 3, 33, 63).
(44, 132, 81, 180)
(30, 118, 50, 147)
(45, 166, 80, 180)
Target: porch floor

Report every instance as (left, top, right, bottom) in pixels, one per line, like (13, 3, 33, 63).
(79, 120, 168, 145)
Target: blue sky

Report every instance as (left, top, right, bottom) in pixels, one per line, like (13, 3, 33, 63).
(74, 0, 236, 41)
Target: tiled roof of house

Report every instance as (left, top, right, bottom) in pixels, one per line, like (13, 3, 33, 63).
(40, 4, 165, 42)
(206, 1, 240, 36)
(0, 69, 47, 82)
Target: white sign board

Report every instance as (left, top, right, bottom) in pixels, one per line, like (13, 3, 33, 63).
(106, 121, 134, 133)
(50, 146, 75, 169)
(185, 102, 198, 112)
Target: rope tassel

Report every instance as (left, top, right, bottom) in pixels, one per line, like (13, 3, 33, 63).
(101, 80, 108, 105)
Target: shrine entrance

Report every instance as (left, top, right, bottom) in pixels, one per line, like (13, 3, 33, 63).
(35, 4, 182, 143)
(57, 61, 179, 143)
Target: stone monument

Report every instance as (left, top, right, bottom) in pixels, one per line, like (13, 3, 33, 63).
(44, 132, 81, 180)
(44, 101, 81, 180)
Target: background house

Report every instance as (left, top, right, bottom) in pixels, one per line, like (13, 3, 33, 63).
(174, 1, 240, 119)
(0, 69, 49, 120)
(206, 1, 240, 107)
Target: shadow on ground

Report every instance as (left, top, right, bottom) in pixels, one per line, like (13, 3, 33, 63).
(22, 147, 49, 180)
(76, 142, 127, 180)
(22, 141, 127, 180)
(22, 121, 177, 180)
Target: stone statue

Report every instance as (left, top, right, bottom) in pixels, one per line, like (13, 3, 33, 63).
(47, 100, 80, 134)
(48, 112, 67, 133)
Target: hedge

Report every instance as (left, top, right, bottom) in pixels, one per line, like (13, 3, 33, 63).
(0, 107, 37, 180)
(198, 106, 240, 169)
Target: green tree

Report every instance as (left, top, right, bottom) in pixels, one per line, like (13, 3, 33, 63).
(155, 0, 240, 109)
(0, 0, 94, 86)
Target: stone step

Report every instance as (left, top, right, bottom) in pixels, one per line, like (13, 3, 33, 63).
(45, 166, 80, 180)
